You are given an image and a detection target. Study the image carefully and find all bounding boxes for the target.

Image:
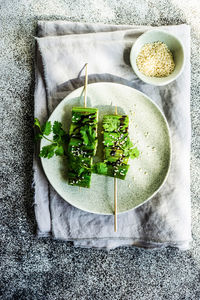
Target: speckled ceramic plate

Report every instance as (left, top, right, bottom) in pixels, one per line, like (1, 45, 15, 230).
(41, 82, 171, 215)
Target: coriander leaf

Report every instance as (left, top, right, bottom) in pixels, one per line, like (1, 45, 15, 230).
(123, 148, 129, 157)
(53, 121, 68, 145)
(129, 147, 140, 159)
(121, 137, 134, 156)
(55, 145, 64, 156)
(39, 144, 57, 159)
(98, 162, 108, 174)
(103, 118, 120, 132)
(61, 133, 69, 144)
(41, 121, 52, 136)
(53, 133, 68, 144)
(35, 118, 69, 159)
(53, 121, 63, 135)
(47, 150, 55, 159)
(53, 134, 62, 144)
(93, 162, 108, 175)
(78, 167, 85, 176)
(34, 118, 41, 130)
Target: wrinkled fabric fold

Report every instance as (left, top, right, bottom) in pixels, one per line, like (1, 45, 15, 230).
(34, 21, 191, 250)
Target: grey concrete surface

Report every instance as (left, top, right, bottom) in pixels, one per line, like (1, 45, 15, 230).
(1, 0, 200, 299)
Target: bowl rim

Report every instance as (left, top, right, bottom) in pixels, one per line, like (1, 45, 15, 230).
(130, 29, 185, 86)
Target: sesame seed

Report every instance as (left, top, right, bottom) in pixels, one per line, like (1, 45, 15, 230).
(136, 42, 175, 77)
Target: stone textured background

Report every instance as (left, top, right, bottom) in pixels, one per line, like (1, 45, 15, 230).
(1, 0, 200, 299)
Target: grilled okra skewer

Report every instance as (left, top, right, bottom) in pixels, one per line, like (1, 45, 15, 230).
(93, 114, 139, 180)
(68, 107, 98, 188)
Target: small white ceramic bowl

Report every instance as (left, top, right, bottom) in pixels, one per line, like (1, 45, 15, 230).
(130, 29, 185, 86)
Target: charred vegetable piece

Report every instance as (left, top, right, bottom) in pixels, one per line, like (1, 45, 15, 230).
(103, 115, 129, 132)
(68, 107, 98, 188)
(92, 162, 130, 180)
(93, 114, 139, 180)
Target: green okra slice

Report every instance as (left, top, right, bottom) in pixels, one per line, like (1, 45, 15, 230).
(93, 114, 139, 180)
(68, 107, 98, 188)
(92, 162, 130, 180)
(102, 115, 129, 132)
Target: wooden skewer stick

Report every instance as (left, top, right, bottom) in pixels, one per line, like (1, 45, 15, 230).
(114, 177, 117, 232)
(80, 63, 88, 192)
(114, 105, 118, 232)
(84, 63, 88, 108)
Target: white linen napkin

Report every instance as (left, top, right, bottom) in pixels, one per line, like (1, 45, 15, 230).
(33, 21, 191, 250)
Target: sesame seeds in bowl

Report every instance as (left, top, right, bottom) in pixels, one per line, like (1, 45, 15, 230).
(130, 29, 185, 86)
(136, 41, 175, 77)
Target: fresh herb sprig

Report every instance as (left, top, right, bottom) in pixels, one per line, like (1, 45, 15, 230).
(34, 118, 69, 159)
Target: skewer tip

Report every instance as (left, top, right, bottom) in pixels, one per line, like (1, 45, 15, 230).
(84, 63, 88, 108)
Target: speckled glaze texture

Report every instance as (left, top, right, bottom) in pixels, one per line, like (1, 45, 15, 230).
(1, 0, 200, 299)
(34, 21, 190, 250)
